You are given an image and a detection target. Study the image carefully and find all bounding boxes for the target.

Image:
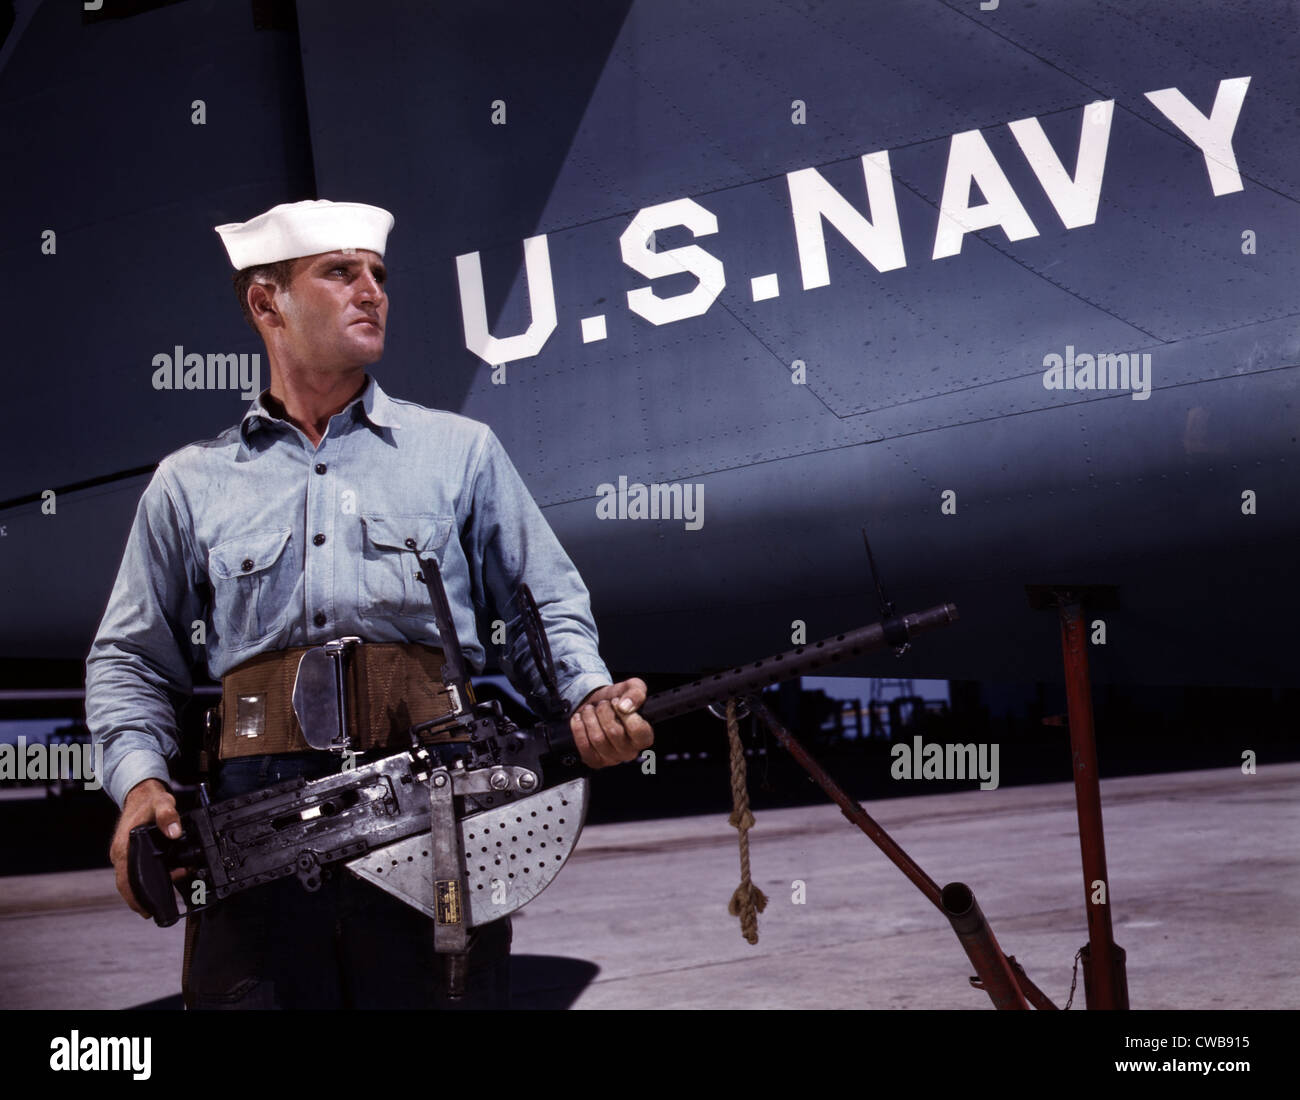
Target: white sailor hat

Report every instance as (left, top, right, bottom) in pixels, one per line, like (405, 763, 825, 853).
(214, 199, 395, 269)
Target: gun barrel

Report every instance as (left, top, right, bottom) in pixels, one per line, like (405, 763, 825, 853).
(639, 602, 958, 726)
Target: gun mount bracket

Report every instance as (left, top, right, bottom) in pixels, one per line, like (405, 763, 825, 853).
(346, 777, 590, 925)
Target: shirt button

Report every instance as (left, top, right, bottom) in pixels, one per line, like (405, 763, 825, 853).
(241, 558, 254, 572)
(404, 537, 416, 549)
(315, 463, 327, 475)
(313, 533, 326, 546)
(313, 611, 327, 627)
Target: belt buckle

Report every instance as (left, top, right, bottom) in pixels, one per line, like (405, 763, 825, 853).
(292, 636, 362, 753)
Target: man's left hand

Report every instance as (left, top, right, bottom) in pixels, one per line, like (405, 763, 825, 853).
(570, 678, 654, 768)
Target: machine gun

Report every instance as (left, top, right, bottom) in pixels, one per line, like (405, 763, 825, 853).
(129, 555, 957, 992)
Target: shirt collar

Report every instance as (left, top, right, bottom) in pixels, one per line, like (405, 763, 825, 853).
(238, 374, 404, 446)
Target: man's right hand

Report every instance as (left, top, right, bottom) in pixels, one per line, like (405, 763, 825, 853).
(109, 778, 182, 917)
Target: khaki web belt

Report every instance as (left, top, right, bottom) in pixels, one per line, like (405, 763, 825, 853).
(207, 642, 473, 763)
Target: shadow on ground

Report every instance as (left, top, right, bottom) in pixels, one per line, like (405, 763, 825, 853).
(125, 955, 599, 1010)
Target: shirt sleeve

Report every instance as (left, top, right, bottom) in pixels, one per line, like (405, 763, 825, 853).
(85, 466, 205, 808)
(462, 427, 611, 714)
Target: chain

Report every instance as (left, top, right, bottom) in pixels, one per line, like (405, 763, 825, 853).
(1063, 948, 1084, 1009)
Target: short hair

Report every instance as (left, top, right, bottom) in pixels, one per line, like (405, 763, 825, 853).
(232, 259, 297, 332)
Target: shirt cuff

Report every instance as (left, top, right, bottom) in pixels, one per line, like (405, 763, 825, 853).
(106, 750, 173, 811)
(560, 670, 614, 714)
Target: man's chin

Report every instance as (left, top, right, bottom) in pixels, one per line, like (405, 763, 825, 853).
(349, 327, 385, 361)
(345, 338, 385, 368)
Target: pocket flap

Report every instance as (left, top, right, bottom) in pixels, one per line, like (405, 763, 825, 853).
(360, 513, 454, 556)
(209, 528, 293, 580)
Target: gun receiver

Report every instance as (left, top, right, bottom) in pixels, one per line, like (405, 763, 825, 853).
(129, 602, 958, 929)
(128, 699, 566, 927)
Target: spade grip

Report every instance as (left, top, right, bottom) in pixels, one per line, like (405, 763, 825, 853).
(127, 824, 182, 927)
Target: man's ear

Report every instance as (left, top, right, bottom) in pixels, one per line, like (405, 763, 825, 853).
(248, 281, 284, 330)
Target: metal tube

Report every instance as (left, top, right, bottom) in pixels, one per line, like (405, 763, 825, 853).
(749, 696, 1040, 1011)
(746, 696, 943, 907)
(940, 882, 1030, 1010)
(1007, 955, 1058, 1010)
(1056, 594, 1128, 1010)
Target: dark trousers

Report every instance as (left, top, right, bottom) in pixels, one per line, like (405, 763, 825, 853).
(184, 753, 511, 1010)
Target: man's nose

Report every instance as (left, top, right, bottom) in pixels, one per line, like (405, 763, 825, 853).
(356, 271, 385, 306)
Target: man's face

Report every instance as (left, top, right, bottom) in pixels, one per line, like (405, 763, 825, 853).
(268, 249, 388, 369)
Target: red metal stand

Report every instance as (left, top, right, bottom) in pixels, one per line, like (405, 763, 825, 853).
(1054, 591, 1130, 1010)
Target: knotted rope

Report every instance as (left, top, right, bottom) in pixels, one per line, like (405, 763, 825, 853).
(725, 697, 767, 943)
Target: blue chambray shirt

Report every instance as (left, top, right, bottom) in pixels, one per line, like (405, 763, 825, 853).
(85, 375, 612, 808)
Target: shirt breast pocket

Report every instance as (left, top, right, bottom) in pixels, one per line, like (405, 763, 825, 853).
(358, 513, 455, 623)
(207, 528, 295, 651)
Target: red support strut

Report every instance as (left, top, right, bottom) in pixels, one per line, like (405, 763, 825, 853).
(1055, 592, 1129, 1010)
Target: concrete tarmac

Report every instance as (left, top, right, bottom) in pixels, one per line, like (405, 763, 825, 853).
(1, 762, 1295, 1010)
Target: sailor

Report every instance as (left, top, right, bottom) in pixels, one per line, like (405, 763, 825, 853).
(86, 199, 654, 1008)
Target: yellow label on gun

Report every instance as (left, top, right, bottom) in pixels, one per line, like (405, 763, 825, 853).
(435, 879, 462, 925)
